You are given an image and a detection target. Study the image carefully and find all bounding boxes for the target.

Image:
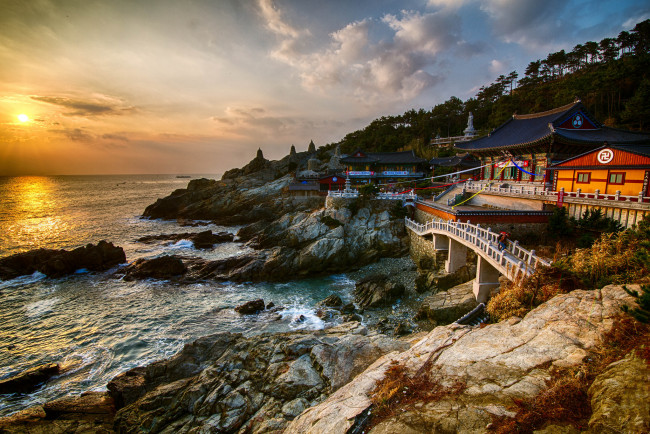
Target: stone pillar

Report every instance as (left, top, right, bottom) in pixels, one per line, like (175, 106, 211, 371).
(432, 233, 449, 251)
(473, 256, 501, 303)
(445, 239, 467, 273)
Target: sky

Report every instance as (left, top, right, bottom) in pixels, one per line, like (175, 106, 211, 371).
(1, 0, 649, 176)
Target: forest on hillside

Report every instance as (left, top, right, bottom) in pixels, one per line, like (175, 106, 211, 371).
(332, 19, 650, 160)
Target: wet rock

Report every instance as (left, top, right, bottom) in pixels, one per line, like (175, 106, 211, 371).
(106, 322, 408, 433)
(234, 299, 265, 314)
(353, 274, 405, 308)
(0, 241, 126, 280)
(136, 230, 234, 248)
(0, 392, 115, 433)
(122, 255, 187, 280)
(0, 363, 60, 394)
(317, 294, 343, 308)
(43, 391, 115, 418)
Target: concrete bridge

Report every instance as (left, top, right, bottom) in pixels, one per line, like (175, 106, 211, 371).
(405, 217, 551, 302)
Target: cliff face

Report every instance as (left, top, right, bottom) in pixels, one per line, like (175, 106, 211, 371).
(286, 285, 649, 433)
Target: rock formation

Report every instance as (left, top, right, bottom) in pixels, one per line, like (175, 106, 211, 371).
(107, 322, 409, 433)
(285, 285, 647, 433)
(136, 230, 234, 248)
(0, 241, 126, 280)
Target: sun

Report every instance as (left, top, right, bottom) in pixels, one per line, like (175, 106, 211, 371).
(17, 114, 29, 122)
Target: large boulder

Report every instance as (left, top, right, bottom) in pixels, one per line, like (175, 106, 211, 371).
(122, 255, 187, 280)
(354, 274, 405, 309)
(0, 241, 126, 280)
(234, 299, 266, 314)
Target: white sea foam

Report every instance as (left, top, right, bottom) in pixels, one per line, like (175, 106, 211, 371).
(24, 297, 60, 317)
(281, 305, 325, 330)
(0, 271, 46, 289)
(172, 239, 195, 249)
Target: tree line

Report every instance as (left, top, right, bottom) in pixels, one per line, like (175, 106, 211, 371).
(335, 19, 650, 156)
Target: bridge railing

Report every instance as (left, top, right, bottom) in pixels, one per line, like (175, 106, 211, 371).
(405, 217, 551, 279)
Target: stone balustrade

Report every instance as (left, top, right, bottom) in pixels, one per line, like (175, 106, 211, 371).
(405, 217, 551, 302)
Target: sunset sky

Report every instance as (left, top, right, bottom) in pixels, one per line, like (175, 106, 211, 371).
(1, 0, 648, 176)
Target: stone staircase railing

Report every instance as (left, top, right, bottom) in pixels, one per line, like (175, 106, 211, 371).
(405, 217, 551, 280)
(464, 180, 650, 205)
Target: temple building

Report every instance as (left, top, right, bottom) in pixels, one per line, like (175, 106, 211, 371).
(455, 100, 650, 185)
(429, 153, 480, 182)
(339, 149, 427, 185)
(551, 144, 650, 197)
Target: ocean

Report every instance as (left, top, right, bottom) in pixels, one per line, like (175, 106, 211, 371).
(0, 175, 366, 417)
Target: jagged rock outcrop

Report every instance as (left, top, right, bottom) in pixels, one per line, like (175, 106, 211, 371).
(354, 274, 405, 308)
(414, 281, 479, 326)
(136, 230, 234, 248)
(106, 322, 409, 433)
(0, 241, 126, 280)
(121, 255, 187, 280)
(285, 285, 644, 433)
(142, 146, 329, 224)
(131, 203, 409, 283)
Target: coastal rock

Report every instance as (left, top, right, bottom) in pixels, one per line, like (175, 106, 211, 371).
(317, 294, 343, 308)
(414, 281, 479, 326)
(285, 285, 639, 433)
(588, 352, 650, 433)
(0, 241, 126, 280)
(0, 363, 60, 394)
(354, 274, 405, 308)
(122, 255, 187, 280)
(136, 230, 234, 248)
(108, 322, 409, 433)
(0, 392, 115, 433)
(234, 299, 266, 314)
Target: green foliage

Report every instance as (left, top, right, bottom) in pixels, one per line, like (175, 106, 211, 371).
(573, 208, 624, 233)
(359, 183, 379, 199)
(335, 20, 650, 157)
(320, 215, 343, 229)
(622, 284, 650, 323)
(390, 201, 408, 219)
(548, 207, 574, 239)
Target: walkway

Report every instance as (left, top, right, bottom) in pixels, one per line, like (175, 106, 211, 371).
(405, 217, 551, 302)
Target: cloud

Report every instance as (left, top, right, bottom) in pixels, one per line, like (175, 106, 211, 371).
(31, 95, 136, 117)
(478, 0, 570, 48)
(62, 128, 94, 142)
(101, 133, 129, 142)
(261, 6, 466, 103)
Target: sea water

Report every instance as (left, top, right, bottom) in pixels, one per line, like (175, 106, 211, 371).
(0, 175, 357, 417)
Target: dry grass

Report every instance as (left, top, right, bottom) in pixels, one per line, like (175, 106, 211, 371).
(487, 266, 580, 322)
(489, 315, 650, 433)
(367, 361, 465, 429)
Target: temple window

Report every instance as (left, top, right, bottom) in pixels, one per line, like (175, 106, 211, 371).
(609, 172, 625, 184)
(576, 172, 591, 183)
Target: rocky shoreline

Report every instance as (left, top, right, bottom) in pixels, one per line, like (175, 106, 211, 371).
(2, 152, 648, 433)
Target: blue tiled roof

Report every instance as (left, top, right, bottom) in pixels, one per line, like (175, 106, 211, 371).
(455, 101, 650, 152)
